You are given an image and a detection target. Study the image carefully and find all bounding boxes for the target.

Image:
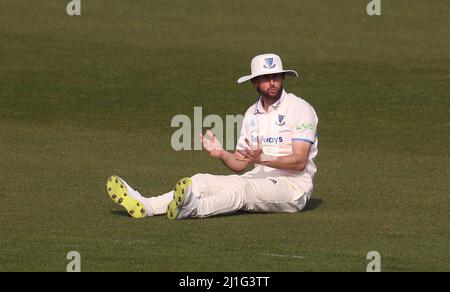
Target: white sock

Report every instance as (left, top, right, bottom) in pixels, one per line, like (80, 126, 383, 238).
(145, 191, 174, 216)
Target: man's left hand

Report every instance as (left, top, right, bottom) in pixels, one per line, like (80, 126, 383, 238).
(237, 138, 264, 164)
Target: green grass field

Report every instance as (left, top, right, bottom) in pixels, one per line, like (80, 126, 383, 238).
(1, 0, 449, 272)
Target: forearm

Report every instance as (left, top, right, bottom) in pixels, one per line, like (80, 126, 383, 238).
(259, 154, 307, 172)
(219, 150, 248, 173)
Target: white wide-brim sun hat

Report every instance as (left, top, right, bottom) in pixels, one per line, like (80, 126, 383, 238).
(237, 53, 299, 84)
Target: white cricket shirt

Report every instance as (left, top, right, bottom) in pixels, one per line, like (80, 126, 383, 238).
(236, 90, 318, 195)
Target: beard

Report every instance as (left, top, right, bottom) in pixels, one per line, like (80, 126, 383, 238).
(257, 85, 283, 100)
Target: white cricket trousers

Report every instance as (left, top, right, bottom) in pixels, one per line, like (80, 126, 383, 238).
(147, 173, 310, 218)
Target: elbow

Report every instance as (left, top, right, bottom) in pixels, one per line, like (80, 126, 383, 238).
(294, 166, 305, 172)
(232, 168, 247, 174)
(294, 161, 307, 172)
(231, 164, 248, 174)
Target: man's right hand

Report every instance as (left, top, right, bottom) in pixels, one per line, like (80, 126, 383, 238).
(200, 129, 224, 159)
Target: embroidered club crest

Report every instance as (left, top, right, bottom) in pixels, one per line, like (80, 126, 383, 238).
(276, 114, 285, 126)
(263, 57, 276, 69)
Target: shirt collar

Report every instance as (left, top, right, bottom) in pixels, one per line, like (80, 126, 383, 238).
(254, 90, 287, 115)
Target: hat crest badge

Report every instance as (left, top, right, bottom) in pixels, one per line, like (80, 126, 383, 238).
(263, 57, 276, 69)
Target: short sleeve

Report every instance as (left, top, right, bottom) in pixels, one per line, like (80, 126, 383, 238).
(235, 105, 257, 151)
(292, 104, 318, 144)
(235, 116, 250, 151)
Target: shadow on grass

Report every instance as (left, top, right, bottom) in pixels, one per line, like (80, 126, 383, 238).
(209, 197, 324, 219)
(303, 197, 323, 212)
(110, 210, 131, 217)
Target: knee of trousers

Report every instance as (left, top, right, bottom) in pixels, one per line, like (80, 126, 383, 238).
(190, 173, 209, 186)
(190, 173, 211, 196)
(190, 173, 206, 181)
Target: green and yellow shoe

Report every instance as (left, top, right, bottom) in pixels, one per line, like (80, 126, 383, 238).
(167, 177, 193, 220)
(107, 175, 151, 219)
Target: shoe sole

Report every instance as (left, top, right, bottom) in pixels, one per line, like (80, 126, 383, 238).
(167, 177, 192, 220)
(107, 175, 147, 219)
